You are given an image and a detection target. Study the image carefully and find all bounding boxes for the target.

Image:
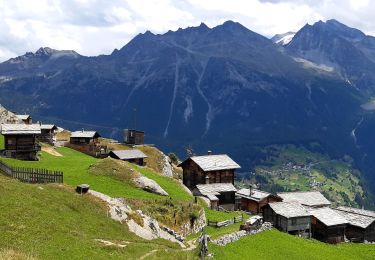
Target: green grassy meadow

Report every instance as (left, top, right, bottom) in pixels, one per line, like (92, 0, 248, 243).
(0, 175, 195, 259)
(210, 229, 375, 260)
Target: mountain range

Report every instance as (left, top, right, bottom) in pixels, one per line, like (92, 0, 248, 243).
(1, 19, 375, 201)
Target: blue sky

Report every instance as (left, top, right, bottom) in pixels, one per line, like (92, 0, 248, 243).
(0, 0, 373, 61)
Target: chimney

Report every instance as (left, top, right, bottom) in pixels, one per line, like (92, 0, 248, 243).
(82, 128, 84, 132)
(249, 184, 253, 196)
(205, 175, 210, 184)
(207, 150, 212, 155)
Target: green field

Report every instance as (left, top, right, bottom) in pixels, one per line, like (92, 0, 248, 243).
(0, 134, 4, 149)
(0, 175, 195, 259)
(1, 147, 192, 201)
(210, 229, 375, 260)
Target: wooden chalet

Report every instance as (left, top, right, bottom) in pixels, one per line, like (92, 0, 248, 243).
(38, 124, 58, 145)
(124, 129, 145, 145)
(15, 114, 32, 124)
(0, 124, 41, 160)
(309, 207, 348, 244)
(195, 183, 238, 210)
(263, 202, 311, 236)
(70, 130, 100, 144)
(277, 191, 331, 208)
(178, 154, 241, 210)
(109, 149, 147, 166)
(236, 188, 282, 214)
(179, 154, 240, 189)
(67, 130, 108, 158)
(335, 206, 375, 242)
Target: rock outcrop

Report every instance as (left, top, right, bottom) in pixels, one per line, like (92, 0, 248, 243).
(133, 175, 168, 196)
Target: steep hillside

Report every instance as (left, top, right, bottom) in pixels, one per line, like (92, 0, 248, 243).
(0, 175, 194, 259)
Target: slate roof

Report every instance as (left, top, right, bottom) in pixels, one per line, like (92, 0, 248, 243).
(309, 207, 348, 227)
(277, 191, 331, 207)
(236, 188, 274, 201)
(15, 114, 31, 120)
(336, 206, 375, 218)
(334, 209, 374, 229)
(268, 202, 311, 218)
(181, 154, 241, 171)
(196, 183, 237, 196)
(71, 131, 100, 138)
(110, 149, 147, 160)
(40, 124, 57, 130)
(0, 124, 41, 135)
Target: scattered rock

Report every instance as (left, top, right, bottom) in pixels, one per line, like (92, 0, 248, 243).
(95, 239, 128, 248)
(133, 175, 168, 196)
(161, 152, 174, 177)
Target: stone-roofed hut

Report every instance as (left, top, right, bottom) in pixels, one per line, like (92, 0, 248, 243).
(277, 191, 331, 208)
(195, 183, 238, 210)
(0, 124, 41, 160)
(178, 154, 241, 189)
(262, 202, 311, 236)
(109, 149, 147, 166)
(67, 130, 108, 158)
(15, 114, 32, 124)
(335, 206, 375, 242)
(70, 130, 100, 145)
(38, 124, 58, 145)
(309, 207, 348, 244)
(178, 153, 241, 210)
(236, 188, 282, 214)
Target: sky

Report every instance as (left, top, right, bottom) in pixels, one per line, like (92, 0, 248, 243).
(0, 0, 374, 61)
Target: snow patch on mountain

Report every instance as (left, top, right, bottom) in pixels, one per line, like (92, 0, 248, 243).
(271, 32, 296, 46)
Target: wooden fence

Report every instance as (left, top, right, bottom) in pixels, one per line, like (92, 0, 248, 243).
(207, 214, 244, 228)
(0, 160, 63, 184)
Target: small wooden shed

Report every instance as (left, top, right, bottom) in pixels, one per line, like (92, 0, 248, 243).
(236, 188, 282, 214)
(70, 130, 101, 145)
(277, 191, 331, 208)
(335, 206, 375, 242)
(109, 149, 147, 166)
(0, 123, 41, 160)
(124, 129, 145, 145)
(263, 202, 311, 236)
(309, 207, 348, 244)
(195, 183, 237, 211)
(39, 124, 58, 145)
(178, 154, 241, 189)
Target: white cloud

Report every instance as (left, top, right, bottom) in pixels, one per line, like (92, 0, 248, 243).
(0, 0, 374, 61)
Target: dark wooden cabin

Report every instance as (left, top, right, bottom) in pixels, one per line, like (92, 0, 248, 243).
(310, 207, 347, 244)
(16, 114, 32, 124)
(38, 124, 58, 145)
(178, 154, 241, 189)
(335, 206, 375, 242)
(236, 188, 282, 214)
(0, 124, 41, 160)
(124, 129, 145, 145)
(263, 202, 311, 236)
(109, 149, 147, 166)
(178, 154, 241, 210)
(70, 130, 100, 145)
(277, 191, 331, 208)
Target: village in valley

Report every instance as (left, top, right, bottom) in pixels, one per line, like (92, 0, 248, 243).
(0, 105, 374, 259)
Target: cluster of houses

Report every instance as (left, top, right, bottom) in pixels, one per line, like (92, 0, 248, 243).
(1, 113, 374, 245)
(0, 112, 148, 165)
(179, 152, 375, 244)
